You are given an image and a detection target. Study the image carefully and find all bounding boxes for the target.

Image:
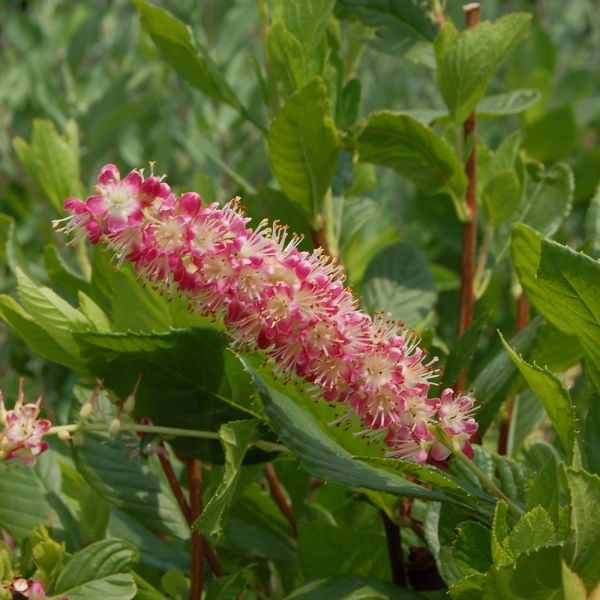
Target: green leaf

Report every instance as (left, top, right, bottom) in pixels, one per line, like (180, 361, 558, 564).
(503, 506, 556, 561)
(478, 89, 541, 117)
(357, 111, 468, 220)
(244, 360, 475, 507)
(12, 119, 84, 213)
(435, 13, 532, 123)
(205, 571, 248, 600)
(298, 522, 390, 580)
(0, 294, 83, 371)
(481, 169, 521, 226)
(194, 420, 259, 539)
(54, 539, 138, 599)
(73, 328, 257, 459)
(30, 525, 65, 585)
(500, 333, 576, 456)
(336, 78, 362, 131)
(507, 390, 546, 454)
(72, 425, 189, 540)
(585, 185, 600, 259)
(133, 0, 241, 112)
(267, 77, 339, 223)
(16, 267, 90, 365)
(79, 481, 110, 544)
(562, 562, 588, 600)
(565, 469, 600, 587)
(523, 106, 578, 162)
(360, 242, 437, 328)
(44, 245, 90, 299)
(526, 454, 561, 526)
(335, 0, 437, 57)
(452, 521, 493, 576)
(285, 576, 416, 599)
(267, 21, 306, 97)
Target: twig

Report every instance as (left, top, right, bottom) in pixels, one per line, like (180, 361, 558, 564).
(381, 511, 407, 587)
(263, 462, 298, 536)
(186, 458, 205, 599)
(455, 3, 481, 393)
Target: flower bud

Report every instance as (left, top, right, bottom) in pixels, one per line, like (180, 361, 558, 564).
(108, 417, 121, 436)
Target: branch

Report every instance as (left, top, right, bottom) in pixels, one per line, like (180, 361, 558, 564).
(186, 458, 205, 599)
(381, 511, 407, 587)
(263, 462, 298, 536)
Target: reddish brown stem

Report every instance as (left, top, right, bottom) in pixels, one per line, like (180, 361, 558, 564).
(310, 227, 332, 258)
(455, 3, 481, 393)
(159, 448, 225, 577)
(186, 458, 205, 599)
(381, 511, 407, 587)
(498, 294, 531, 454)
(263, 462, 298, 536)
(159, 448, 192, 523)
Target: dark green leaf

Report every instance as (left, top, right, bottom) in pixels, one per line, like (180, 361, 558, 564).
(358, 111, 468, 220)
(361, 242, 437, 328)
(54, 539, 138, 599)
(267, 77, 339, 224)
(298, 521, 390, 580)
(523, 106, 578, 162)
(452, 521, 493, 576)
(285, 576, 415, 599)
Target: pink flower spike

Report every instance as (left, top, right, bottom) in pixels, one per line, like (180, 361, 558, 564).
(56, 163, 480, 465)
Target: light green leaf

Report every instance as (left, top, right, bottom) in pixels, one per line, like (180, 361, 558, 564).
(12, 119, 84, 213)
(501, 333, 576, 456)
(357, 111, 468, 220)
(133, 0, 242, 112)
(194, 420, 259, 539)
(504, 505, 556, 561)
(267, 21, 306, 97)
(54, 539, 138, 600)
(561, 562, 588, 600)
(481, 169, 521, 226)
(435, 13, 531, 123)
(478, 89, 540, 117)
(361, 242, 437, 328)
(585, 185, 600, 258)
(565, 469, 600, 587)
(267, 77, 339, 223)
(285, 576, 417, 599)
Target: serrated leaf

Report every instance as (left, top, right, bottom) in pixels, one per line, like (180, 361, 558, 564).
(491, 501, 510, 564)
(435, 14, 532, 123)
(54, 539, 138, 599)
(244, 360, 467, 505)
(12, 119, 84, 213)
(504, 505, 555, 561)
(473, 317, 542, 435)
(478, 89, 540, 117)
(361, 242, 437, 328)
(194, 420, 259, 539)
(501, 333, 576, 456)
(133, 0, 241, 111)
(565, 469, 600, 587)
(452, 521, 493, 576)
(267, 77, 339, 223)
(481, 169, 521, 226)
(357, 111, 468, 219)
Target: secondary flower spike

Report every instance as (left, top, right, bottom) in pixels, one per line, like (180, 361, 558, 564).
(0, 379, 51, 466)
(56, 164, 478, 463)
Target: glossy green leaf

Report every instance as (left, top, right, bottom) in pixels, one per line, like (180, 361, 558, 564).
(501, 333, 576, 456)
(361, 242, 437, 328)
(358, 111, 468, 219)
(267, 77, 339, 223)
(194, 420, 259, 539)
(54, 539, 138, 599)
(12, 119, 84, 213)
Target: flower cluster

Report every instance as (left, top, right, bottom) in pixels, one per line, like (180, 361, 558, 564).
(0, 380, 51, 466)
(56, 164, 478, 463)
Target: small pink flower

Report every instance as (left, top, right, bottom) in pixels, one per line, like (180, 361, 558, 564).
(0, 379, 51, 466)
(57, 164, 479, 464)
(28, 580, 46, 600)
